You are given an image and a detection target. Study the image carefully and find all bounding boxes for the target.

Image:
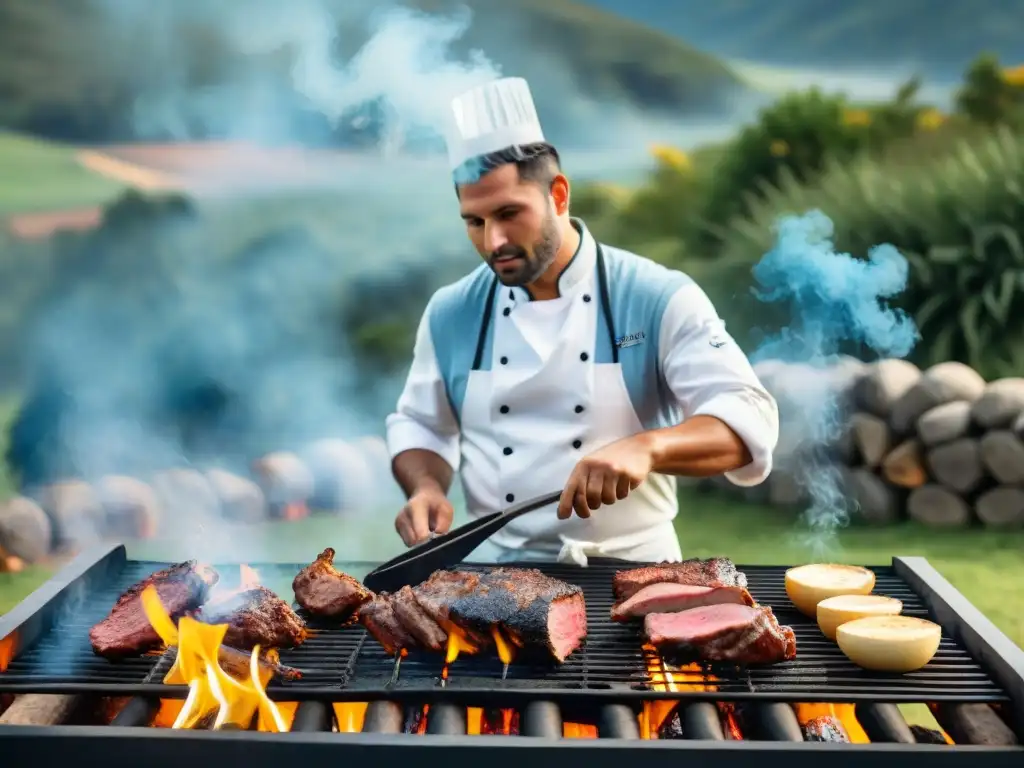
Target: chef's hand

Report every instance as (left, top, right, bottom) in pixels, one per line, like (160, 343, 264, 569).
(557, 435, 654, 519)
(395, 487, 454, 546)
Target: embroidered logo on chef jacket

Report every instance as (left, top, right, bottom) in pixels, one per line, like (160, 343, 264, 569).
(614, 330, 646, 349)
(709, 333, 728, 348)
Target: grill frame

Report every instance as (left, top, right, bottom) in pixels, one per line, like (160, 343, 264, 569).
(0, 726, 1021, 768)
(0, 544, 1022, 720)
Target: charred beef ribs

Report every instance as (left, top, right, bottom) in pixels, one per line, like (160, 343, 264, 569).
(802, 715, 851, 742)
(390, 585, 447, 652)
(292, 547, 372, 619)
(644, 603, 797, 664)
(611, 583, 754, 621)
(613, 558, 747, 602)
(359, 593, 420, 656)
(90, 561, 220, 657)
(196, 585, 308, 650)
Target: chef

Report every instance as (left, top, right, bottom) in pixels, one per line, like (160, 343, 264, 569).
(385, 76, 779, 564)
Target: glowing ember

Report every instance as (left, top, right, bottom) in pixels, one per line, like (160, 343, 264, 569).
(140, 584, 288, 731)
(562, 722, 599, 738)
(793, 703, 870, 743)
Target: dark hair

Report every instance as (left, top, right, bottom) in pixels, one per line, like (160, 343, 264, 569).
(453, 142, 561, 194)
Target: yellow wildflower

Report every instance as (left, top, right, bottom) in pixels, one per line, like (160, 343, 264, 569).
(916, 108, 945, 131)
(1003, 64, 1024, 87)
(649, 144, 691, 172)
(769, 139, 789, 157)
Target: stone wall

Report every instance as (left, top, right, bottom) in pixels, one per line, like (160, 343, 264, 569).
(0, 436, 397, 569)
(706, 358, 1024, 530)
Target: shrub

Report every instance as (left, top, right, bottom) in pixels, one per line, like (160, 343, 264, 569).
(709, 125, 1024, 379)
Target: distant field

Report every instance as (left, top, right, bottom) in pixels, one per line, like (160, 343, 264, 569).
(0, 132, 127, 215)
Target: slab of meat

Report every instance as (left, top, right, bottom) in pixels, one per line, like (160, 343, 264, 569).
(292, 547, 372, 619)
(90, 561, 219, 658)
(644, 603, 796, 664)
(410, 570, 491, 647)
(359, 593, 420, 657)
(613, 558, 747, 602)
(444, 567, 587, 663)
(611, 583, 754, 622)
(390, 585, 447, 652)
(195, 585, 308, 650)
(802, 715, 850, 742)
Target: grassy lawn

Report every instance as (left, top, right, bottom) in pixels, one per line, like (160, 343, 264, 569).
(0, 131, 126, 215)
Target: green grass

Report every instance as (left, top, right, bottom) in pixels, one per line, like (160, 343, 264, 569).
(0, 131, 126, 215)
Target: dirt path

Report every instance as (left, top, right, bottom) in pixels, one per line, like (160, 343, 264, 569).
(75, 150, 182, 191)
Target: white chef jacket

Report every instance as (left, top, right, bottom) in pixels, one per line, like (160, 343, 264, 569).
(385, 218, 779, 563)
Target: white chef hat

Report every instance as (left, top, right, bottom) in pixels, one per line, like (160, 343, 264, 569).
(446, 77, 546, 184)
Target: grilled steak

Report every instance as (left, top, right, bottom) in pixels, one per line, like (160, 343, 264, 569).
(390, 585, 447, 651)
(292, 547, 372, 619)
(644, 604, 797, 664)
(195, 585, 307, 650)
(611, 583, 754, 621)
(443, 567, 587, 662)
(613, 558, 747, 601)
(410, 570, 490, 647)
(359, 593, 419, 656)
(90, 561, 219, 658)
(802, 715, 850, 742)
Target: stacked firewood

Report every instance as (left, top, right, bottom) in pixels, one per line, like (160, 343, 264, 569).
(705, 357, 1024, 530)
(0, 436, 394, 569)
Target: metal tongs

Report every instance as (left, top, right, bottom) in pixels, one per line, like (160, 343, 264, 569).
(362, 490, 562, 593)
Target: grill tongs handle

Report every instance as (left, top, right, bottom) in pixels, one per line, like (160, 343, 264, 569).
(361, 490, 563, 593)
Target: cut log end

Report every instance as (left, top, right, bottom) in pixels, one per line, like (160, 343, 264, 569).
(978, 430, 1024, 485)
(933, 704, 1019, 747)
(881, 439, 927, 489)
(849, 412, 891, 468)
(848, 468, 901, 525)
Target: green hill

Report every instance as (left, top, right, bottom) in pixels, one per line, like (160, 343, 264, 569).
(0, 0, 750, 147)
(580, 0, 1024, 77)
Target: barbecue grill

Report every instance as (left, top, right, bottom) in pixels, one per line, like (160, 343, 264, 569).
(0, 542, 1021, 767)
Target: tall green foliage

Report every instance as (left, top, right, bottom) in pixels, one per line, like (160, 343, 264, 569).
(711, 126, 1024, 378)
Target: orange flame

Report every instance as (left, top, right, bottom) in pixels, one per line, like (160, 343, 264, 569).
(639, 644, 718, 739)
(333, 703, 367, 733)
(0, 631, 18, 672)
(140, 584, 288, 731)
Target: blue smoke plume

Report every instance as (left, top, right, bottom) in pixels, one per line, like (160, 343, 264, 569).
(749, 209, 920, 548)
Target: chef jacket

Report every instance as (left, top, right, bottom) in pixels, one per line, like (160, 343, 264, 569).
(385, 218, 779, 563)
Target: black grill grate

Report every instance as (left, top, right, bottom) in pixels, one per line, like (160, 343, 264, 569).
(0, 558, 1009, 704)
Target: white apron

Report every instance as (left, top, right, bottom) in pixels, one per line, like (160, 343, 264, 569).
(457, 242, 683, 565)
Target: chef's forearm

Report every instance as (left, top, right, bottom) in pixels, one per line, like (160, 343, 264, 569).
(640, 415, 753, 477)
(392, 448, 454, 499)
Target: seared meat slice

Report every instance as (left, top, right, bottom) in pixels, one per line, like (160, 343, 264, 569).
(613, 558, 747, 601)
(390, 585, 447, 652)
(802, 715, 850, 742)
(644, 604, 797, 664)
(410, 570, 490, 647)
(196, 585, 307, 649)
(292, 547, 372, 619)
(359, 593, 419, 656)
(446, 567, 587, 662)
(90, 561, 219, 658)
(611, 583, 754, 622)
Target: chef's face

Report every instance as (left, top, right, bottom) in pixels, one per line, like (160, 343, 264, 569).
(458, 164, 565, 287)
